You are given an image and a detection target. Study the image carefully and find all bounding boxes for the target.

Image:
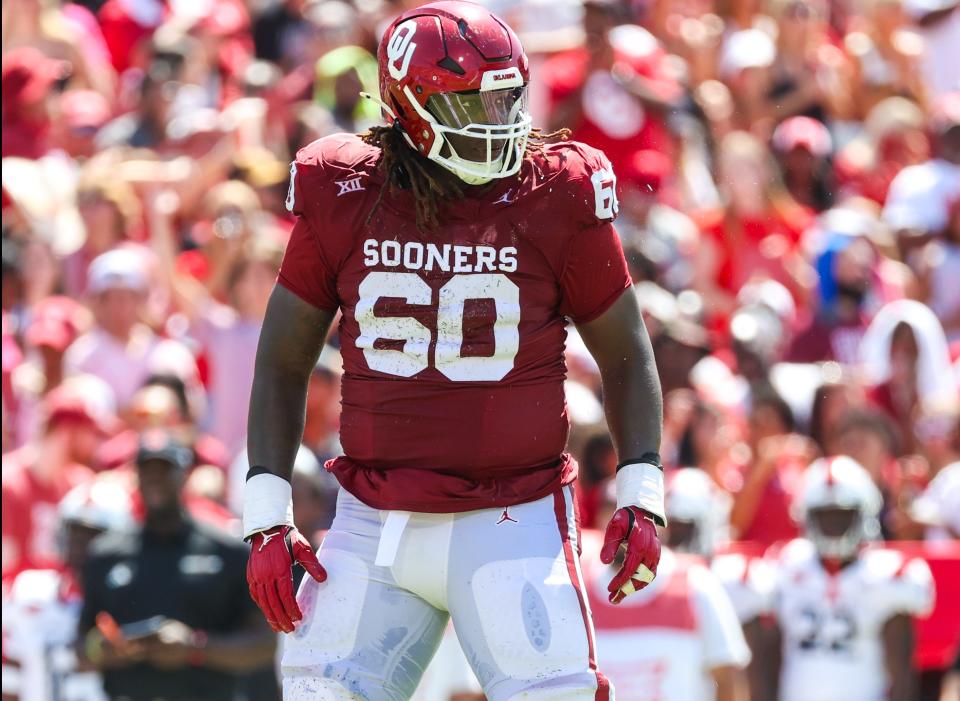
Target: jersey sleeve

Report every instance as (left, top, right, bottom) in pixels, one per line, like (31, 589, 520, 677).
(558, 223, 632, 323)
(688, 563, 753, 669)
(555, 143, 631, 323)
(277, 218, 340, 312)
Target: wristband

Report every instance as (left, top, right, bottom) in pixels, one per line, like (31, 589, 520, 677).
(243, 472, 294, 539)
(616, 460, 666, 527)
(616, 452, 662, 472)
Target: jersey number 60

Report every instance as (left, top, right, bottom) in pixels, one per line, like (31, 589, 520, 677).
(355, 272, 520, 381)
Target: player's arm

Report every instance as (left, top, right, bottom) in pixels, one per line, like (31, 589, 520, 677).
(882, 613, 917, 701)
(577, 287, 664, 603)
(763, 620, 782, 701)
(244, 284, 335, 633)
(248, 284, 335, 480)
(710, 665, 748, 701)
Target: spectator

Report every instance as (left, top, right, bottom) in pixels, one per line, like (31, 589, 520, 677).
(693, 131, 815, 320)
(859, 299, 956, 454)
(1, 47, 67, 159)
(54, 89, 113, 160)
(786, 208, 885, 364)
(765, 0, 853, 125)
(903, 0, 960, 99)
(882, 93, 960, 249)
(2, 374, 116, 576)
(771, 115, 835, 212)
(916, 194, 960, 341)
(808, 375, 866, 455)
(98, 373, 228, 473)
(615, 149, 699, 291)
(151, 187, 279, 455)
(845, 0, 928, 117)
(725, 384, 819, 545)
(9, 295, 91, 446)
(78, 431, 276, 701)
(63, 248, 196, 411)
(834, 409, 903, 538)
(63, 172, 144, 298)
(542, 0, 681, 177)
(313, 45, 380, 134)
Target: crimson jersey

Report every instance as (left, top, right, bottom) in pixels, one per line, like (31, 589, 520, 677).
(279, 133, 631, 512)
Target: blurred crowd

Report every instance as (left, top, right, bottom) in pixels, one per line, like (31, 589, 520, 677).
(1, 0, 959, 699)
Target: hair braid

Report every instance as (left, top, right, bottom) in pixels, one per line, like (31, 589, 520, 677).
(361, 125, 571, 231)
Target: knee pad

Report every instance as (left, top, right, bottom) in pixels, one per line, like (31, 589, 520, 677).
(283, 676, 364, 701)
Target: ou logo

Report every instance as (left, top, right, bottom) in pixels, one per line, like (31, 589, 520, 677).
(387, 19, 418, 80)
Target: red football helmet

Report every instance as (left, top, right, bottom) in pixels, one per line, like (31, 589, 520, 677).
(374, 1, 532, 184)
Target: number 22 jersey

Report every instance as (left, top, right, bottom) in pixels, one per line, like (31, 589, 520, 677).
(279, 133, 631, 513)
(767, 539, 935, 701)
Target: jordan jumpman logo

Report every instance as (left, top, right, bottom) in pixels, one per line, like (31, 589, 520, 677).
(496, 506, 518, 525)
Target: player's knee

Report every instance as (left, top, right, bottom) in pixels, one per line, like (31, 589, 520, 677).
(283, 675, 366, 701)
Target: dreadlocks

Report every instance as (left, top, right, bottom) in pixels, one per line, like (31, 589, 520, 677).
(361, 124, 570, 231)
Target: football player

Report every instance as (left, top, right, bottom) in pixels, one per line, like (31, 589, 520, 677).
(242, 2, 665, 699)
(760, 456, 935, 701)
(2, 481, 132, 701)
(662, 468, 774, 700)
(582, 473, 750, 701)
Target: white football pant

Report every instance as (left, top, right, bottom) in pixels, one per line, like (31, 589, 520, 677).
(282, 486, 612, 701)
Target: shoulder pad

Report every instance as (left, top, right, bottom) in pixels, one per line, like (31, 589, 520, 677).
(862, 548, 935, 617)
(533, 141, 620, 224)
(285, 133, 381, 217)
(9, 569, 62, 605)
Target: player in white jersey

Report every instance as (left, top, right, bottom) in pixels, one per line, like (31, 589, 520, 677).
(2, 480, 132, 701)
(582, 475, 750, 701)
(761, 456, 935, 701)
(662, 468, 772, 699)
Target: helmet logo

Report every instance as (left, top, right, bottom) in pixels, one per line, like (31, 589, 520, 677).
(387, 19, 418, 80)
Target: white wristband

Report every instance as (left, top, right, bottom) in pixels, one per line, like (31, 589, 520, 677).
(243, 473, 295, 539)
(616, 461, 666, 526)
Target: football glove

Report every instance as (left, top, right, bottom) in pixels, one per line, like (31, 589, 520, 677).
(601, 457, 666, 604)
(600, 505, 661, 604)
(247, 525, 326, 633)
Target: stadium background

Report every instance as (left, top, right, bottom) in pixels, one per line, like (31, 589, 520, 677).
(1, 0, 958, 699)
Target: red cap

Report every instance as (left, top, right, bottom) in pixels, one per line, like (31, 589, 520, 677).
(26, 296, 87, 352)
(2, 47, 68, 107)
(59, 90, 111, 131)
(620, 149, 672, 193)
(772, 116, 832, 157)
(44, 376, 118, 437)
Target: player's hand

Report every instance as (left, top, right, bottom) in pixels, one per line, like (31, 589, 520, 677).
(247, 525, 326, 633)
(600, 506, 661, 604)
(143, 620, 198, 670)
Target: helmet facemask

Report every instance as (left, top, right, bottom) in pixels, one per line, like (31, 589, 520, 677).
(806, 505, 877, 560)
(415, 84, 532, 185)
(665, 518, 708, 557)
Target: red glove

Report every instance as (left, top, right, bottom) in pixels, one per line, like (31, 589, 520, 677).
(600, 505, 661, 604)
(247, 526, 326, 633)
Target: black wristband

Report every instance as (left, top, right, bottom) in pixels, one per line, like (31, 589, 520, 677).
(246, 465, 286, 481)
(616, 453, 663, 473)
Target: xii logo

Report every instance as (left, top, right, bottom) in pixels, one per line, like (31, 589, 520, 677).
(337, 176, 365, 196)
